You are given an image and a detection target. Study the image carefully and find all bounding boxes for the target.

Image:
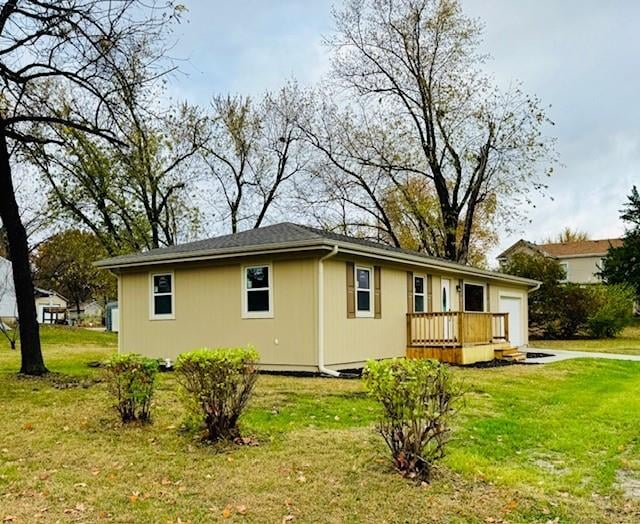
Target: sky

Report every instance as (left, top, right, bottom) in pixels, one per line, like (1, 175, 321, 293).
(168, 0, 639, 263)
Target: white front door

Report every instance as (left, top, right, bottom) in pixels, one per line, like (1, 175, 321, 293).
(441, 278, 451, 339)
(499, 295, 524, 347)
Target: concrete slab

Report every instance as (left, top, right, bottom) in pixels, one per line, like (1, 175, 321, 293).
(524, 349, 640, 364)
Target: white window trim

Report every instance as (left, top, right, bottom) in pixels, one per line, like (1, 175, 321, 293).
(414, 274, 426, 313)
(463, 280, 487, 313)
(355, 264, 374, 318)
(242, 263, 274, 319)
(149, 271, 175, 321)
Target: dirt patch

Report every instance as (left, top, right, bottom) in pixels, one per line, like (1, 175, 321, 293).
(616, 470, 640, 499)
(532, 458, 569, 476)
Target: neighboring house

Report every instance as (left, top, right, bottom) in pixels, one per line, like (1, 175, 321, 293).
(0, 256, 17, 321)
(1, 256, 69, 324)
(68, 300, 105, 324)
(96, 223, 539, 371)
(34, 287, 68, 324)
(497, 238, 623, 284)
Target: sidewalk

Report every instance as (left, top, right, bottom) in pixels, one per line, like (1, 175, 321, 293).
(525, 349, 640, 364)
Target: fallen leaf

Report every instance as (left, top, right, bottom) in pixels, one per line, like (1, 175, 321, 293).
(23, 423, 34, 431)
(75, 503, 86, 512)
(222, 506, 233, 518)
(296, 474, 306, 483)
(236, 505, 247, 514)
(502, 499, 517, 512)
(3, 517, 16, 522)
(282, 516, 295, 523)
(161, 477, 172, 485)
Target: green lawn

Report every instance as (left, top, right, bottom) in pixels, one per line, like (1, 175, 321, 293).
(1, 327, 640, 522)
(530, 319, 640, 355)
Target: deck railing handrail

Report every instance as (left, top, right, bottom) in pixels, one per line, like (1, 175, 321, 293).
(406, 311, 509, 348)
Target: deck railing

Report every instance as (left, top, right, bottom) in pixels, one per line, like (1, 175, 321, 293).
(406, 311, 509, 347)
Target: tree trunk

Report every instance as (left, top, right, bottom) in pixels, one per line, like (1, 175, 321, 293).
(0, 131, 47, 375)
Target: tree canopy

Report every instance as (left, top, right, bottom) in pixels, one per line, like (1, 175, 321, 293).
(33, 230, 116, 317)
(298, 0, 555, 263)
(600, 186, 640, 298)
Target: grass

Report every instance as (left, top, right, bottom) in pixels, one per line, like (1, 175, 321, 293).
(530, 318, 640, 355)
(1, 327, 640, 522)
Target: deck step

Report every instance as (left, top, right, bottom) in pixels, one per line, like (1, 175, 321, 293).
(494, 347, 526, 362)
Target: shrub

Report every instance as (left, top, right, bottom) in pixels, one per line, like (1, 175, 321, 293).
(363, 358, 461, 482)
(554, 283, 593, 338)
(586, 284, 635, 338)
(175, 347, 259, 441)
(104, 353, 159, 423)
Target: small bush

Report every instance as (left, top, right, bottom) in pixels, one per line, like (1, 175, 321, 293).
(363, 358, 461, 482)
(586, 284, 635, 338)
(554, 283, 593, 338)
(104, 353, 159, 423)
(175, 347, 259, 442)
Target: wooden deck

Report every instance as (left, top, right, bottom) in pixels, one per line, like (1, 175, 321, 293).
(406, 311, 512, 364)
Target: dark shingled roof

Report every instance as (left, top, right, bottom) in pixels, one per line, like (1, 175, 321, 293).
(96, 223, 325, 267)
(95, 222, 539, 286)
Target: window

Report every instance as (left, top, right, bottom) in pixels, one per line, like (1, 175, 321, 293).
(355, 265, 373, 317)
(243, 264, 273, 318)
(463, 282, 485, 312)
(414, 275, 426, 312)
(150, 272, 174, 320)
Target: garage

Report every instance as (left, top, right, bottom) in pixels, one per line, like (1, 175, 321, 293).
(498, 294, 524, 347)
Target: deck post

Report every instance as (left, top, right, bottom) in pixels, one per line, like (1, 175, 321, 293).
(504, 312, 509, 342)
(458, 312, 465, 345)
(406, 313, 412, 347)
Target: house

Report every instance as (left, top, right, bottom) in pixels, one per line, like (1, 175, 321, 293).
(68, 300, 105, 324)
(497, 238, 623, 284)
(0, 256, 69, 324)
(96, 223, 540, 372)
(0, 256, 16, 321)
(34, 287, 68, 324)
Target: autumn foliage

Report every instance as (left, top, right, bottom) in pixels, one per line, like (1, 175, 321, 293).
(363, 358, 461, 482)
(175, 347, 259, 442)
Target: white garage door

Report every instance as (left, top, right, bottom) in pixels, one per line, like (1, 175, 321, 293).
(499, 295, 524, 347)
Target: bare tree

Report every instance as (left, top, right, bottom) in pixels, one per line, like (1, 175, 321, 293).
(34, 92, 209, 256)
(202, 83, 310, 233)
(303, 0, 555, 263)
(0, 0, 183, 374)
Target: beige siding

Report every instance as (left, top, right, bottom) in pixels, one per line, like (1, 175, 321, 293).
(117, 252, 533, 371)
(323, 257, 408, 368)
(561, 256, 603, 284)
(321, 257, 532, 368)
(119, 257, 318, 370)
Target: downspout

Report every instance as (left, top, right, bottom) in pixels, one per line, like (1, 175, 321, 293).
(317, 245, 340, 377)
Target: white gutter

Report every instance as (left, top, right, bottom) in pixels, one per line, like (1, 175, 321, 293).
(317, 245, 340, 377)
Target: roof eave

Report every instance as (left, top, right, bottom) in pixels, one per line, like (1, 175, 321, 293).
(97, 237, 539, 288)
(332, 242, 541, 287)
(94, 240, 332, 269)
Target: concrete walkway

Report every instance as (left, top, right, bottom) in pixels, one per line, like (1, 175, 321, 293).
(524, 349, 640, 364)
